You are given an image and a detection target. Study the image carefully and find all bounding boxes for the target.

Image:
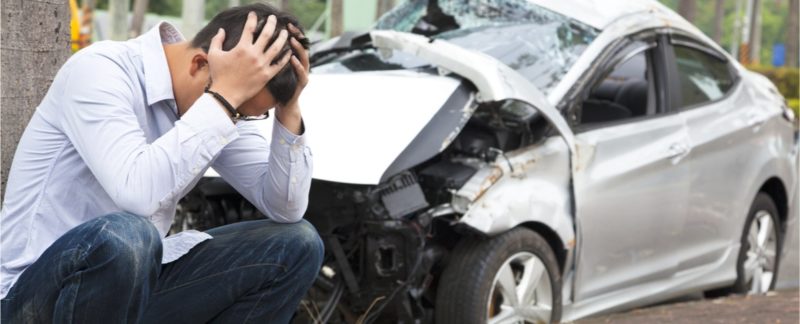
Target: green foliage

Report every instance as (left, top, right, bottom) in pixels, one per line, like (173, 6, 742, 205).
(788, 98, 799, 116)
(749, 65, 800, 118)
(94, 0, 182, 16)
(204, 0, 326, 32)
(92, 0, 326, 33)
(747, 65, 800, 99)
(658, 0, 792, 66)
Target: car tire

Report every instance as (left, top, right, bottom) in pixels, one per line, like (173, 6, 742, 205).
(708, 192, 782, 297)
(435, 227, 562, 324)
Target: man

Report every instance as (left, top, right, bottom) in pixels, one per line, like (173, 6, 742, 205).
(1, 4, 321, 323)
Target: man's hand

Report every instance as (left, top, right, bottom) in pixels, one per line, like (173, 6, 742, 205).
(207, 12, 291, 108)
(275, 23, 310, 134)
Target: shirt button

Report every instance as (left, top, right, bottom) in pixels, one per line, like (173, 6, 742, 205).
(291, 177, 297, 184)
(279, 139, 286, 145)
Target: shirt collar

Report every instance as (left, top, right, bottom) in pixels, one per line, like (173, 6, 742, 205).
(141, 22, 185, 108)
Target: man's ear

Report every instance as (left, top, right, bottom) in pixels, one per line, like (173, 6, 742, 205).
(189, 52, 209, 77)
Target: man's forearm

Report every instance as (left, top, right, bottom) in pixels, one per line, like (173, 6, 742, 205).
(275, 104, 303, 135)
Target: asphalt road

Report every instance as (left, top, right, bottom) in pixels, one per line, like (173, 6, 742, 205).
(572, 290, 799, 324)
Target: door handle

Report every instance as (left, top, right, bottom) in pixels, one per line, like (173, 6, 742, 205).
(667, 142, 690, 163)
(746, 112, 766, 129)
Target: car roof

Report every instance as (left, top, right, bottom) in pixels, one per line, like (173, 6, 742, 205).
(530, 0, 680, 30)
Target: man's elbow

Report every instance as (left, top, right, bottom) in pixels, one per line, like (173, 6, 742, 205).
(264, 203, 308, 223)
(113, 192, 160, 217)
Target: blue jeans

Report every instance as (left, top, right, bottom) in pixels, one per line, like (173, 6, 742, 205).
(1, 212, 324, 323)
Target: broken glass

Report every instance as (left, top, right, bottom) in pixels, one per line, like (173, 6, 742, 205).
(375, 0, 599, 94)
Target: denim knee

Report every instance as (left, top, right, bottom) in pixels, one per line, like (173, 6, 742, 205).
(88, 212, 162, 268)
(284, 219, 324, 269)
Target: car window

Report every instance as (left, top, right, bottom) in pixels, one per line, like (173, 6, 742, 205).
(579, 47, 656, 125)
(673, 45, 735, 109)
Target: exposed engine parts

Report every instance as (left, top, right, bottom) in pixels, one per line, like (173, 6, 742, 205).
(174, 99, 547, 323)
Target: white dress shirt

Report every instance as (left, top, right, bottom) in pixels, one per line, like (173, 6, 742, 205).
(0, 22, 313, 299)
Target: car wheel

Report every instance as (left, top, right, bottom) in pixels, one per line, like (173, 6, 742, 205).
(436, 227, 562, 324)
(732, 192, 782, 294)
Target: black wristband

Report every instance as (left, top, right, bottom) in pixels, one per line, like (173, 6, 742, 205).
(204, 85, 240, 121)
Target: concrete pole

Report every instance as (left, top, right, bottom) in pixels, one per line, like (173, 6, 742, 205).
(678, 0, 697, 23)
(229, 0, 240, 8)
(330, 0, 344, 37)
(788, 0, 799, 67)
(109, 0, 130, 41)
(743, 0, 753, 44)
(182, 0, 205, 39)
(712, 0, 725, 44)
(739, 0, 754, 63)
(731, 0, 743, 57)
(749, 0, 762, 65)
(376, 0, 395, 20)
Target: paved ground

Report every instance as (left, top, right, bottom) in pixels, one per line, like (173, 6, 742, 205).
(573, 290, 799, 324)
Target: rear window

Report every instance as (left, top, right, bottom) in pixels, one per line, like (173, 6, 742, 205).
(673, 45, 736, 109)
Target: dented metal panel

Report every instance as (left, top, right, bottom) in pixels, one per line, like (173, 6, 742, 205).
(370, 30, 577, 245)
(457, 137, 575, 244)
(370, 30, 576, 154)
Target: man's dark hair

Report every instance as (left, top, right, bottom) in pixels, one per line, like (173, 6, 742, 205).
(191, 3, 310, 105)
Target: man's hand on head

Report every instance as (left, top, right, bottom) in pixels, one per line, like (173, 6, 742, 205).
(280, 23, 310, 112)
(274, 23, 310, 135)
(207, 12, 290, 108)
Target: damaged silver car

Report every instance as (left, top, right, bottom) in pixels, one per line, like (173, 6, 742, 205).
(175, 0, 800, 322)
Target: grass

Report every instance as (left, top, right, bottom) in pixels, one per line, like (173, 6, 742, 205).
(788, 98, 799, 115)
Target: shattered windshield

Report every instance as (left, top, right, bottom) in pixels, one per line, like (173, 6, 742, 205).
(374, 0, 599, 94)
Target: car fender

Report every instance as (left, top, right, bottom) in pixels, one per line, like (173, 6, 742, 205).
(456, 136, 576, 245)
(370, 31, 577, 245)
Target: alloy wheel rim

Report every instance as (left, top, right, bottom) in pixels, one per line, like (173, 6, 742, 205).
(487, 252, 553, 324)
(744, 210, 778, 294)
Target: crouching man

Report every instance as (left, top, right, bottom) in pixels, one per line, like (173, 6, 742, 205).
(0, 4, 322, 323)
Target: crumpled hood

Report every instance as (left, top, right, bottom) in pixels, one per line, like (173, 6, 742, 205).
(300, 71, 461, 185)
(206, 71, 462, 185)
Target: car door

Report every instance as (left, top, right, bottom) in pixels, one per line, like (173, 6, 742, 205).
(666, 35, 757, 271)
(571, 34, 692, 302)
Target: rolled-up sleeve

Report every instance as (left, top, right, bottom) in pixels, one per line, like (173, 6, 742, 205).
(211, 117, 313, 223)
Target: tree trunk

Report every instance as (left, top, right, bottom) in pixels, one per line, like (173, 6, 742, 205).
(713, 0, 725, 43)
(109, 0, 130, 40)
(281, 0, 290, 12)
(1, 1, 71, 199)
(788, 0, 799, 67)
(130, 0, 149, 38)
(229, 0, 240, 7)
(678, 0, 697, 23)
(330, 0, 344, 37)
